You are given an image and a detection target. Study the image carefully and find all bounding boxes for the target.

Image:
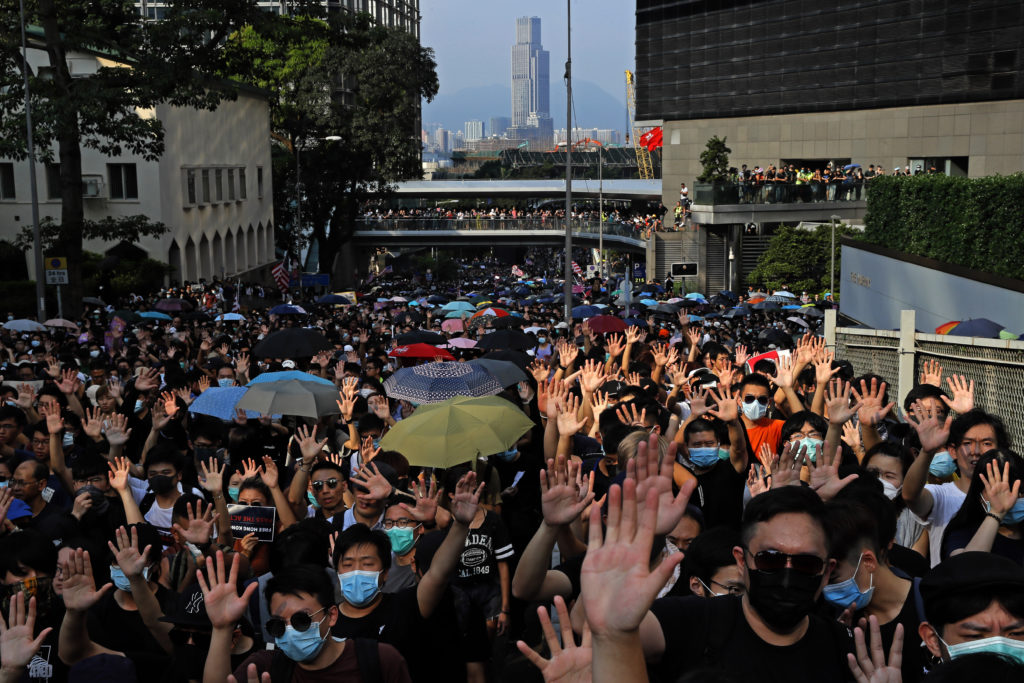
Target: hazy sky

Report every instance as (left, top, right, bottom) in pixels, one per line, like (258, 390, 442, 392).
(420, 0, 635, 100)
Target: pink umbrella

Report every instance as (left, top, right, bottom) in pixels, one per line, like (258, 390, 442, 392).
(441, 318, 464, 333)
(446, 337, 477, 349)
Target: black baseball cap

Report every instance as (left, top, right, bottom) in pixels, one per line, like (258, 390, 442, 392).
(920, 552, 1024, 619)
(158, 582, 210, 629)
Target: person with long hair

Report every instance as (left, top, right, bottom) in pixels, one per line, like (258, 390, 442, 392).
(941, 449, 1024, 563)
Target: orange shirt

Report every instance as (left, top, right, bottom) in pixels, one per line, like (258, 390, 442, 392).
(745, 419, 784, 464)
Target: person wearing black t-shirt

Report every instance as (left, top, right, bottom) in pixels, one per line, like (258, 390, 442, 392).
(676, 402, 749, 529)
(330, 471, 484, 683)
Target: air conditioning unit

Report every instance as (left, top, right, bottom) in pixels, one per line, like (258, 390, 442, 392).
(82, 177, 104, 199)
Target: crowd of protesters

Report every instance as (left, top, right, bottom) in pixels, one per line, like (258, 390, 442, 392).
(726, 161, 948, 204)
(361, 206, 667, 237)
(0, 259, 1021, 683)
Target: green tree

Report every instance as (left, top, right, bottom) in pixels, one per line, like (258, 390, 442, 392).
(0, 0, 280, 316)
(227, 11, 438, 284)
(697, 135, 731, 183)
(748, 223, 859, 295)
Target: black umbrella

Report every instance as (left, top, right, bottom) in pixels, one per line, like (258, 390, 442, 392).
(394, 311, 424, 326)
(397, 330, 446, 345)
(467, 358, 529, 387)
(491, 316, 525, 330)
(800, 307, 825, 318)
(708, 295, 732, 307)
(426, 295, 448, 304)
(653, 303, 681, 314)
(758, 329, 791, 348)
(83, 297, 106, 306)
(482, 350, 532, 371)
(253, 328, 332, 358)
(477, 329, 536, 351)
(752, 301, 781, 311)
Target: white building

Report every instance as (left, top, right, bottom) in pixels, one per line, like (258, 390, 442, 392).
(0, 41, 275, 284)
(464, 120, 484, 142)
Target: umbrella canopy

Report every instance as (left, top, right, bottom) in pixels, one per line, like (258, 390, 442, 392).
(751, 301, 781, 311)
(723, 307, 751, 319)
(154, 298, 193, 312)
(426, 295, 448, 304)
(471, 307, 509, 319)
(467, 358, 529, 387)
(215, 313, 245, 322)
(378, 395, 535, 467)
(390, 296, 408, 303)
(934, 321, 961, 335)
(800, 307, 825, 319)
(445, 310, 469, 319)
(571, 305, 601, 319)
(383, 362, 503, 404)
(786, 316, 810, 329)
(477, 330, 535, 351)
(82, 297, 106, 306)
(44, 318, 79, 331)
(771, 291, 798, 298)
(441, 301, 476, 313)
(389, 343, 455, 360)
(586, 315, 627, 334)
(481, 350, 532, 371)
(397, 330, 445, 345)
(639, 298, 659, 306)
(139, 311, 173, 321)
(446, 337, 477, 349)
(653, 303, 681, 314)
(252, 328, 331, 358)
(268, 304, 307, 316)
(685, 292, 706, 300)
(758, 329, 792, 348)
(235, 379, 341, 418)
(441, 319, 464, 333)
(246, 371, 335, 387)
(189, 386, 269, 421)
(764, 295, 791, 304)
(782, 305, 803, 311)
(3, 319, 47, 332)
(947, 318, 1006, 338)
(316, 294, 353, 305)
(718, 290, 738, 302)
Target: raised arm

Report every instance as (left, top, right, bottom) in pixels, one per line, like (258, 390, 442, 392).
(901, 405, 952, 519)
(58, 549, 119, 666)
(706, 385, 748, 474)
(109, 526, 173, 654)
(108, 457, 144, 525)
(258, 456, 298, 529)
(200, 552, 258, 683)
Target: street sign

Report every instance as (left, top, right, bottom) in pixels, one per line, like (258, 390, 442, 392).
(45, 257, 68, 285)
(671, 262, 699, 277)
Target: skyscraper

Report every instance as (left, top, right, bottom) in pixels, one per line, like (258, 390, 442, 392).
(511, 16, 551, 129)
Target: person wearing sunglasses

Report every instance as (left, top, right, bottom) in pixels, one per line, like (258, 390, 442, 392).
(307, 460, 349, 525)
(639, 486, 854, 681)
(735, 373, 787, 462)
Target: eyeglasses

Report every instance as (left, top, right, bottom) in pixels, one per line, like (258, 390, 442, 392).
(74, 476, 106, 486)
(709, 579, 745, 595)
(169, 628, 212, 649)
(742, 395, 769, 406)
(788, 432, 823, 441)
(10, 479, 36, 488)
(265, 607, 327, 638)
(382, 518, 419, 530)
(311, 478, 340, 492)
(745, 549, 825, 576)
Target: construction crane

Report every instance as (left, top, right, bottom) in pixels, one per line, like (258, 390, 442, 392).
(625, 70, 654, 180)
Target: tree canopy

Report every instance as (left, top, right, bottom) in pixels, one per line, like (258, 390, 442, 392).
(748, 223, 859, 295)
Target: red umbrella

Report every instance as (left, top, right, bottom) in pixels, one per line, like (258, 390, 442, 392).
(471, 307, 509, 319)
(586, 315, 627, 334)
(389, 343, 455, 360)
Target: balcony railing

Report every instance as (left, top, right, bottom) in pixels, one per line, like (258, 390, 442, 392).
(693, 181, 870, 206)
(354, 217, 648, 241)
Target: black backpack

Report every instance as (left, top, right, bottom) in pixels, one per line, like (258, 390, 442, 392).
(267, 638, 382, 683)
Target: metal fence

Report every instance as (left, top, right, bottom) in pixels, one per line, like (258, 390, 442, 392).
(826, 310, 1024, 447)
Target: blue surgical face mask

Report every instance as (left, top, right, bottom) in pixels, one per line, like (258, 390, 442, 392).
(796, 437, 823, 463)
(822, 553, 874, 610)
(307, 491, 319, 508)
(0, 481, 7, 489)
(688, 446, 719, 468)
(493, 447, 518, 462)
(275, 616, 328, 663)
(217, 378, 235, 388)
(134, 399, 144, 414)
(717, 448, 730, 461)
(929, 451, 957, 477)
(30, 340, 40, 348)
(1001, 498, 1024, 525)
(537, 337, 547, 344)
(338, 569, 381, 607)
(110, 565, 151, 591)
(943, 635, 1024, 665)
(62, 432, 74, 448)
(386, 526, 417, 556)
(227, 486, 240, 502)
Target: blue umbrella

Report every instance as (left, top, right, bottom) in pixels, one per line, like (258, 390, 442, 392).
(624, 318, 648, 329)
(441, 301, 475, 312)
(269, 304, 307, 315)
(572, 305, 600, 319)
(782, 305, 803, 310)
(382, 362, 503, 404)
(687, 314, 704, 322)
(246, 371, 335, 387)
(188, 386, 277, 421)
(949, 318, 1005, 338)
(316, 294, 352, 305)
(139, 311, 172, 321)
(718, 290, 738, 302)
(685, 292, 706, 300)
(639, 298, 659, 306)
(215, 312, 245, 321)
(537, 296, 555, 304)
(445, 310, 468, 319)
(704, 312, 722, 319)
(843, 163, 861, 171)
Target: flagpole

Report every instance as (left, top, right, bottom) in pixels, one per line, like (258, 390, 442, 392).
(562, 0, 573, 324)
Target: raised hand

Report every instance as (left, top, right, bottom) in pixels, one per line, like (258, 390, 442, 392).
(40, 402, 64, 436)
(540, 455, 594, 527)
(172, 501, 218, 545)
(557, 341, 579, 370)
(919, 359, 942, 387)
(450, 471, 485, 526)
(108, 457, 133, 492)
(707, 385, 739, 422)
(58, 368, 79, 395)
(197, 376, 211, 394)
(772, 441, 802, 488)
(941, 374, 974, 415)
(108, 525, 151, 578)
(60, 549, 113, 611)
(161, 391, 179, 417)
(624, 325, 645, 345)
(0, 592, 53, 671)
(515, 596, 592, 683)
(369, 395, 391, 420)
(106, 377, 123, 399)
(241, 458, 260, 481)
(628, 432, 696, 535)
(590, 390, 610, 423)
(771, 353, 796, 389)
(825, 379, 860, 425)
(199, 458, 225, 494)
(841, 421, 862, 454)
(397, 475, 440, 523)
(852, 378, 895, 427)
(296, 424, 327, 464)
(685, 326, 702, 350)
(747, 463, 771, 498)
(978, 460, 1021, 518)
(15, 383, 36, 411)
(805, 444, 858, 501)
(556, 395, 587, 436)
(734, 343, 750, 368)
(688, 387, 711, 419)
(335, 391, 355, 422)
(227, 663, 271, 683)
(350, 463, 394, 501)
(105, 413, 132, 447)
(907, 401, 953, 453)
(815, 350, 840, 386)
(615, 402, 647, 429)
(581, 480, 679, 637)
(605, 333, 625, 358)
(258, 456, 280, 489)
(83, 406, 104, 441)
(529, 359, 550, 384)
(134, 368, 160, 392)
(196, 551, 259, 630)
(847, 615, 903, 683)
(150, 401, 173, 432)
(578, 359, 605, 394)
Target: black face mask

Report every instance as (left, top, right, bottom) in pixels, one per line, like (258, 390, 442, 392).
(149, 474, 176, 496)
(745, 568, 822, 632)
(76, 484, 110, 516)
(176, 643, 206, 681)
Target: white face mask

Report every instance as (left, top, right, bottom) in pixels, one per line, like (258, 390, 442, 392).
(880, 479, 902, 501)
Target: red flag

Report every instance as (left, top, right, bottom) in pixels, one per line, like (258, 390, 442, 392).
(644, 127, 663, 151)
(638, 128, 656, 149)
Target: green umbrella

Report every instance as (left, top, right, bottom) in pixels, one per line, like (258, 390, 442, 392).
(378, 395, 535, 468)
(234, 379, 340, 419)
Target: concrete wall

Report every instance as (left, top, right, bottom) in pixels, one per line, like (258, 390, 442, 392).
(659, 99, 1024, 209)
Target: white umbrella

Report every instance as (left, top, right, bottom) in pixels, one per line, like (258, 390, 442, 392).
(786, 316, 810, 329)
(44, 318, 79, 331)
(3, 319, 47, 333)
(772, 291, 798, 298)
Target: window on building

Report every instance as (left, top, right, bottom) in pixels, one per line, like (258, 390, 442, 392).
(215, 168, 224, 202)
(45, 163, 61, 200)
(186, 168, 197, 205)
(201, 169, 210, 203)
(257, 166, 264, 199)
(107, 163, 138, 200)
(239, 168, 247, 199)
(227, 168, 235, 200)
(0, 163, 14, 200)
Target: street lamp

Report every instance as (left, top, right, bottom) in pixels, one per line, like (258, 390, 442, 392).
(562, 0, 573, 323)
(830, 214, 841, 300)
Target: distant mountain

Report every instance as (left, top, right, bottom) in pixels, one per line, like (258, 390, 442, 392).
(422, 80, 626, 134)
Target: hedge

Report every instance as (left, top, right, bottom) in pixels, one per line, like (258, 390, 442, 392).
(863, 173, 1024, 280)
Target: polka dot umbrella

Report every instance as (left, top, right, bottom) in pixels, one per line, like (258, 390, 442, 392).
(382, 361, 503, 404)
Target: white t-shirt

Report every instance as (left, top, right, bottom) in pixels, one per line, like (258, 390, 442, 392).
(917, 481, 968, 566)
